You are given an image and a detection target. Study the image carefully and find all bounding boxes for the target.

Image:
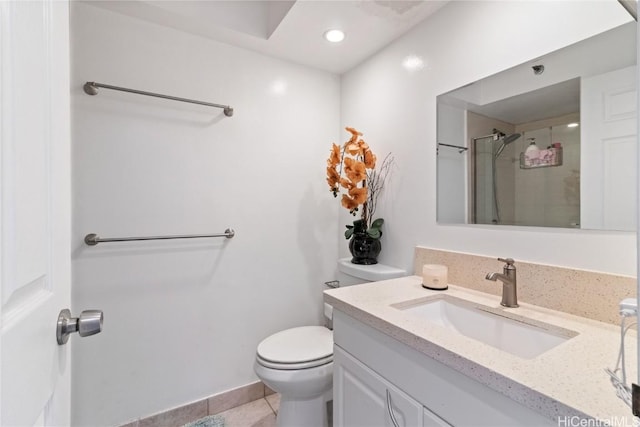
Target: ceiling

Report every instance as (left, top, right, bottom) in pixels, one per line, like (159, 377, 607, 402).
(468, 79, 581, 125)
(86, 0, 448, 74)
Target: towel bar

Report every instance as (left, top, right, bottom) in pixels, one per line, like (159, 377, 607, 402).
(84, 229, 235, 246)
(83, 81, 234, 117)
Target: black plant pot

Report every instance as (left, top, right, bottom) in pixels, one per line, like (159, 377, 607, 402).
(349, 233, 381, 265)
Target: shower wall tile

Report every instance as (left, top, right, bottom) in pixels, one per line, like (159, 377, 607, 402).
(414, 247, 636, 325)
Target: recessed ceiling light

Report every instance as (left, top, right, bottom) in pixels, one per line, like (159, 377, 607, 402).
(324, 29, 345, 43)
(402, 55, 425, 71)
(270, 79, 287, 95)
(567, 123, 579, 128)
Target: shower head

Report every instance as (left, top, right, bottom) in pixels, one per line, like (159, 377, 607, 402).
(495, 133, 521, 157)
(503, 133, 521, 145)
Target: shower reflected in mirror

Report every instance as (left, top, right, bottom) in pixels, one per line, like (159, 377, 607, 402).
(472, 130, 521, 225)
(436, 21, 636, 231)
(470, 123, 580, 228)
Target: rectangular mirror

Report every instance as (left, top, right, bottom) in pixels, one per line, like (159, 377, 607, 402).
(437, 21, 637, 231)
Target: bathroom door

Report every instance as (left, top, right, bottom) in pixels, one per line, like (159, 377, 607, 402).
(0, 1, 72, 425)
(581, 65, 637, 230)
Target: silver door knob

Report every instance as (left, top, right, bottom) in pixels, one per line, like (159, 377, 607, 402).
(57, 309, 103, 345)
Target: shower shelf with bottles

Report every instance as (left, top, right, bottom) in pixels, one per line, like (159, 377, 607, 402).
(519, 146, 563, 169)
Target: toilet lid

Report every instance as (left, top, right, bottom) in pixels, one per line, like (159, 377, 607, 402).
(257, 326, 333, 364)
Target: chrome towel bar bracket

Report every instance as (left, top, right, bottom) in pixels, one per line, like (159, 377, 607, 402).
(84, 229, 235, 246)
(83, 81, 234, 117)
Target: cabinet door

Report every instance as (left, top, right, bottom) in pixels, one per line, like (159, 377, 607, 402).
(334, 346, 423, 427)
(423, 407, 451, 427)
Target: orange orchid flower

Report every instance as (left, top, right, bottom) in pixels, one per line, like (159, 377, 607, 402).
(341, 194, 359, 212)
(363, 148, 376, 169)
(345, 127, 362, 137)
(340, 178, 354, 190)
(327, 166, 339, 181)
(349, 187, 367, 205)
(326, 166, 340, 192)
(328, 143, 341, 166)
(344, 141, 361, 155)
(344, 158, 366, 183)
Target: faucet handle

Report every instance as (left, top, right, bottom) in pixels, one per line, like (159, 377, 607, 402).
(498, 257, 515, 266)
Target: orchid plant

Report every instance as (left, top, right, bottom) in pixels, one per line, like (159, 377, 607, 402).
(326, 127, 393, 240)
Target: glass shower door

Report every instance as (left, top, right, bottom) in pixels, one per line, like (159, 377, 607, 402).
(472, 135, 498, 225)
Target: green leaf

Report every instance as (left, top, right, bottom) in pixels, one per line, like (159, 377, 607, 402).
(345, 224, 354, 229)
(366, 228, 381, 239)
(345, 228, 354, 239)
(371, 218, 384, 229)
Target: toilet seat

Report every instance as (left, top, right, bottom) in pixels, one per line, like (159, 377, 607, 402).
(256, 326, 333, 370)
(256, 354, 333, 370)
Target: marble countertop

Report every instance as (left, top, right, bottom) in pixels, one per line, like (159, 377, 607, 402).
(324, 276, 637, 422)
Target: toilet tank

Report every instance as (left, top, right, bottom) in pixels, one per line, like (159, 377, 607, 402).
(336, 258, 407, 285)
(325, 258, 406, 327)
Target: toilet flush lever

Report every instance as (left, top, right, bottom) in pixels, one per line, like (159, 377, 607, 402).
(57, 309, 103, 345)
(324, 280, 340, 289)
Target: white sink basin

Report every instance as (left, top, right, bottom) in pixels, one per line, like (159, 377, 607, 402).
(396, 296, 577, 359)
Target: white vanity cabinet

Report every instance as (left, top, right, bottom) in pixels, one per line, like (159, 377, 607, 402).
(332, 310, 555, 427)
(334, 345, 448, 426)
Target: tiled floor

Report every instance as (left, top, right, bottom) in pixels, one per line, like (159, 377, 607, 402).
(214, 395, 334, 427)
(214, 394, 280, 427)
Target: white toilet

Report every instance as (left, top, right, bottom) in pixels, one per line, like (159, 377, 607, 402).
(254, 259, 405, 427)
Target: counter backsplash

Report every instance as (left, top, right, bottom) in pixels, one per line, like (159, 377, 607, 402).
(414, 247, 636, 325)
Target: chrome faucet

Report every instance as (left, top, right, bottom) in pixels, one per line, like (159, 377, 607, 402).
(485, 258, 518, 308)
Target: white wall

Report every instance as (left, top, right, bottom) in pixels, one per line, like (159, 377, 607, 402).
(70, 3, 340, 425)
(341, 1, 636, 276)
